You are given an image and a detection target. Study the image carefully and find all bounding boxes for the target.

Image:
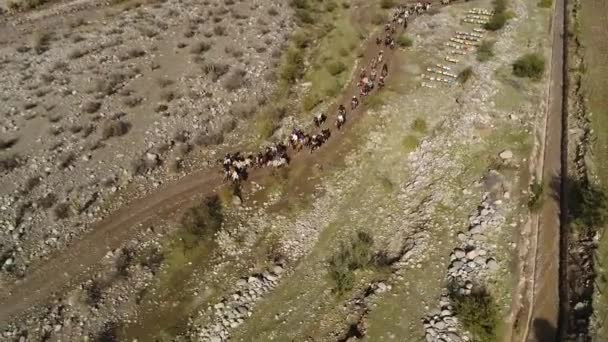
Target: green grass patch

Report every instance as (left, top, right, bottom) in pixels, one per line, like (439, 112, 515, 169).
(512, 53, 546, 80)
(365, 93, 385, 110)
(537, 0, 552, 8)
(477, 40, 495, 62)
(411, 118, 428, 133)
(396, 34, 413, 48)
(402, 135, 419, 152)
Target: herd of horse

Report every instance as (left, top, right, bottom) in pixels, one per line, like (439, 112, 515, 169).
(220, 2, 439, 183)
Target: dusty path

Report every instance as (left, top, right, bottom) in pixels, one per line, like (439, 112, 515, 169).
(522, 0, 566, 340)
(0, 2, 437, 324)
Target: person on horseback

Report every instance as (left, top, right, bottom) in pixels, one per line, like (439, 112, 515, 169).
(338, 104, 346, 116)
(378, 75, 385, 89)
(382, 63, 388, 77)
(314, 113, 327, 127)
(351, 96, 359, 110)
(336, 113, 346, 129)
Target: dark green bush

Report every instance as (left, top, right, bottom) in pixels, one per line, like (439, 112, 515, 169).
(477, 40, 495, 62)
(328, 231, 374, 293)
(181, 195, 223, 241)
(449, 285, 499, 342)
(513, 53, 546, 79)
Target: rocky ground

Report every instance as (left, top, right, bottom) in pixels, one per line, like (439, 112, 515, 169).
(0, 0, 554, 340)
(0, 0, 291, 281)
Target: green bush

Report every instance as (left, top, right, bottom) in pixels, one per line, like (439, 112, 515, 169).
(484, 12, 508, 31)
(449, 285, 499, 342)
(295, 8, 315, 24)
(396, 34, 413, 47)
(326, 60, 346, 76)
(528, 181, 544, 211)
(477, 40, 495, 62)
(280, 47, 305, 84)
(484, 0, 510, 31)
(512, 53, 546, 79)
(328, 231, 374, 293)
(458, 67, 474, 84)
(180, 195, 223, 241)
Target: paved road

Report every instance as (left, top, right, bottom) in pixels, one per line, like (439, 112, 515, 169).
(525, 0, 566, 340)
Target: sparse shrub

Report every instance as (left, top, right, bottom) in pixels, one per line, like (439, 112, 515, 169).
(59, 152, 76, 169)
(458, 67, 473, 84)
(115, 248, 134, 277)
(538, 0, 552, 7)
(290, 0, 308, 9)
(190, 41, 211, 54)
(513, 53, 545, 80)
(83, 101, 101, 113)
(24, 175, 41, 192)
(365, 94, 384, 110)
(380, 0, 395, 9)
(159, 90, 175, 102)
(181, 195, 223, 242)
(302, 93, 322, 111)
(268, 7, 279, 16)
(295, 8, 314, 24)
(223, 68, 247, 91)
(194, 131, 224, 146)
(139, 247, 164, 272)
(396, 34, 413, 47)
(0, 137, 18, 150)
(118, 48, 145, 61)
(213, 25, 226, 36)
(123, 96, 143, 108)
(101, 120, 131, 140)
(280, 47, 304, 84)
(0, 154, 23, 174)
(477, 40, 495, 62)
(326, 61, 346, 76)
(327, 231, 374, 294)
(449, 285, 499, 342)
(202, 62, 230, 82)
(31, 31, 52, 54)
(68, 47, 87, 59)
(37, 193, 57, 209)
(528, 181, 544, 211)
(411, 118, 428, 133)
(230, 102, 257, 118)
(7, 0, 46, 12)
(53, 202, 71, 220)
(156, 77, 174, 88)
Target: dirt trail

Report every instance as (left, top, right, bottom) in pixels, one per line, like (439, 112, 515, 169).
(0, 2, 427, 324)
(521, 0, 566, 340)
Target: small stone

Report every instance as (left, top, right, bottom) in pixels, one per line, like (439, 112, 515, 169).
(499, 150, 513, 160)
(272, 265, 284, 275)
(453, 248, 465, 259)
(434, 321, 446, 330)
(486, 258, 499, 271)
(465, 249, 478, 260)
